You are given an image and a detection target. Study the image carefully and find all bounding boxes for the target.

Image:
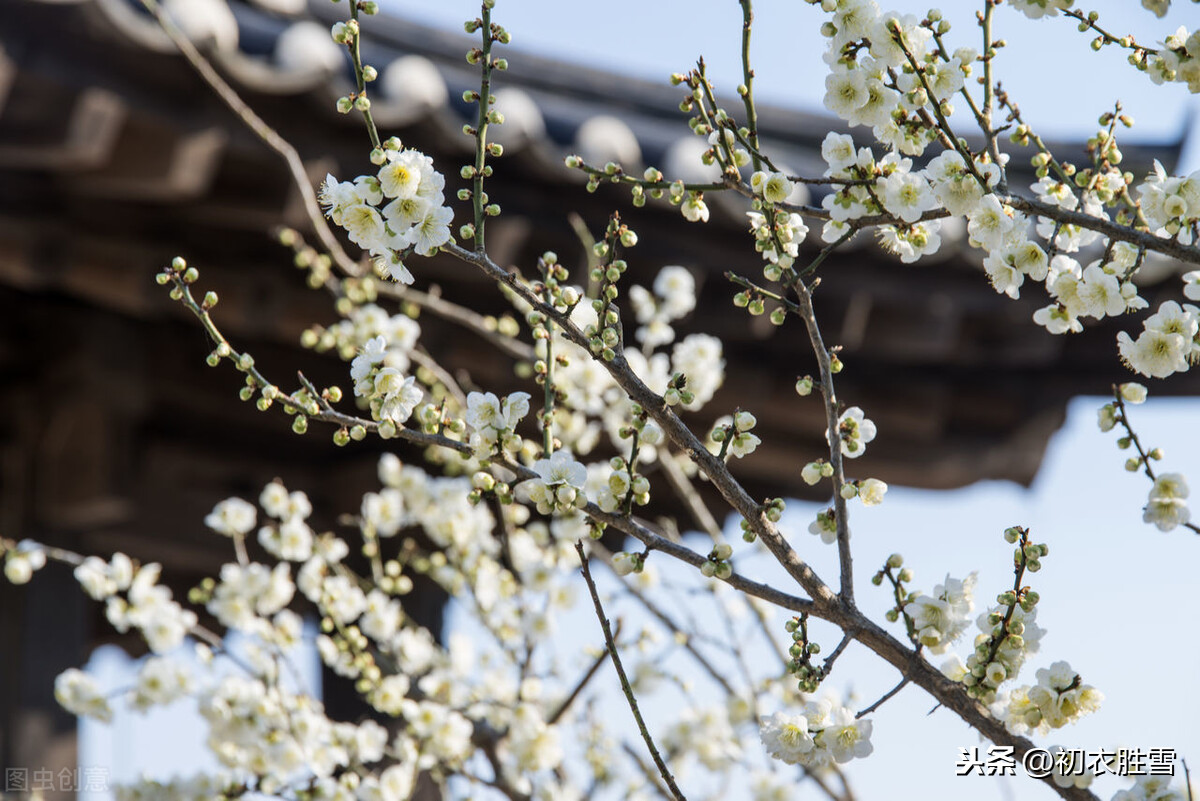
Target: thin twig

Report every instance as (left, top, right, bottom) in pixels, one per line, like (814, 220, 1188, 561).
(857, 676, 911, 718)
(575, 541, 687, 801)
(546, 625, 618, 726)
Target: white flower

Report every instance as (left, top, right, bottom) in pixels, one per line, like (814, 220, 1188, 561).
(1077, 264, 1125, 319)
(611, 551, 639, 576)
(1117, 329, 1189, 378)
(653, 265, 697, 319)
(410, 204, 453, 256)
(824, 68, 870, 120)
(967, 195, 1016, 251)
(821, 132, 858, 174)
(519, 450, 589, 515)
(858, 478, 887, 505)
(374, 370, 423, 424)
(204, 497, 257, 537)
(882, 170, 936, 223)
(671, 333, 725, 410)
(1183, 270, 1200, 301)
(363, 488, 406, 537)
(905, 572, 976, 653)
(533, 449, 587, 489)
(824, 706, 874, 763)
(378, 150, 424, 199)
(828, 406, 877, 458)
(681, 193, 709, 223)
(131, 657, 193, 711)
(1033, 304, 1082, 335)
(55, 669, 113, 723)
(1009, 0, 1074, 19)
(808, 509, 839, 544)
(760, 711, 814, 764)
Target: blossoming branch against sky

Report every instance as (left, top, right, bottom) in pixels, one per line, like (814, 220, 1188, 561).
(12, 0, 1193, 799)
(397, 0, 1200, 144)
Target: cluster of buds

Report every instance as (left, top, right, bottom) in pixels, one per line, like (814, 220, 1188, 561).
(732, 286, 788, 326)
(711, 410, 761, 460)
(963, 527, 1045, 703)
(699, 542, 734, 580)
(466, 470, 513, 507)
(584, 217, 637, 363)
(872, 554, 919, 638)
(595, 456, 651, 514)
(610, 551, 645, 576)
(662, 372, 696, 407)
(783, 614, 824, 693)
(801, 458, 835, 486)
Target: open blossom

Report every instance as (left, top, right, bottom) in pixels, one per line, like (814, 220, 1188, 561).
(967, 195, 1017, 251)
(204, 497, 257, 538)
(1117, 328, 1189, 378)
(808, 508, 840, 544)
(824, 68, 870, 120)
(821, 132, 858, 175)
(1144, 472, 1190, 532)
(762, 699, 872, 769)
(882, 170, 936, 223)
(905, 573, 976, 653)
(321, 148, 451, 282)
(828, 406, 877, 458)
(374, 369, 423, 424)
(1009, 0, 1074, 18)
(518, 449, 588, 515)
(55, 668, 113, 723)
(858, 477, 887, 505)
(1002, 661, 1102, 735)
(760, 711, 814, 764)
(131, 657, 193, 711)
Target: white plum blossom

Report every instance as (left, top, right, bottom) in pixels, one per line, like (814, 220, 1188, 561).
(671, 333, 725, 411)
(1144, 472, 1190, 531)
(759, 711, 814, 764)
(1000, 661, 1102, 735)
(204, 497, 257, 538)
(761, 699, 873, 769)
(131, 657, 193, 712)
(680, 192, 709, 223)
(1009, 0, 1075, 19)
(905, 573, 977, 653)
(882, 169, 936, 223)
(55, 668, 113, 723)
(828, 406, 877, 459)
(518, 449, 588, 515)
(320, 147, 452, 282)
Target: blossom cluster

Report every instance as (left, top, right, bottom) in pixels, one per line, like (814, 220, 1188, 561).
(904, 572, 977, 654)
(76, 553, 198, 655)
(759, 698, 874, 769)
(350, 334, 424, 426)
(999, 660, 1104, 736)
(319, 143, 452, 284)
(1143, 472, 1190, 531)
